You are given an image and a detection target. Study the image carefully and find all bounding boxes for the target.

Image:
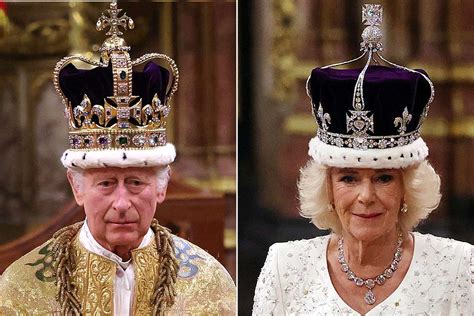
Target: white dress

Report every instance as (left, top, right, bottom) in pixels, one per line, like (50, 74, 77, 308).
(253, 232, 473, 315)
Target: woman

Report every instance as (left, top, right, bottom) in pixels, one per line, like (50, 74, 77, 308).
(253, 6, 472, 315)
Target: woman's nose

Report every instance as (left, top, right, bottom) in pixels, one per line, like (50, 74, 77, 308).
(357, 179, 376, 205)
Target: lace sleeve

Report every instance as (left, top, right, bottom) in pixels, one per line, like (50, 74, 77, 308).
(252, 244, 284, 315)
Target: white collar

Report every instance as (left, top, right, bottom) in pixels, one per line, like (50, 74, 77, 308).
(79, 219, 154, 270)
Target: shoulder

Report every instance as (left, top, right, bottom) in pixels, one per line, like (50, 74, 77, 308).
(265, 235, 331, 264)
(413, 232, 472, 258)
(407, 233, 473, 312)
(171, 235, 236, 315)
(0, 239, 59, 313)
(171, 235, 232, 281)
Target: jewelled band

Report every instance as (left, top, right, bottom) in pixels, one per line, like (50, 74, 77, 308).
(317, 129, 420, 150)
(68, 130, 166, 150)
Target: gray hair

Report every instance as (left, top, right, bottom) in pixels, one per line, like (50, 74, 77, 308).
(298, 160, 441, 234)
(68, 166, 170, 193)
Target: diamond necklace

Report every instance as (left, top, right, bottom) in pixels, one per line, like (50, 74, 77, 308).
(337, 232, 403, 305)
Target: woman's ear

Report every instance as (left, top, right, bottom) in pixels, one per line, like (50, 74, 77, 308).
(326, 168, 335, 206)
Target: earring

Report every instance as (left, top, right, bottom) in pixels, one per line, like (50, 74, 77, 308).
(400, 202, 408, 213)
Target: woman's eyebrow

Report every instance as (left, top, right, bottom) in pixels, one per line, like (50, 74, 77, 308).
(335, 169, 358, 174)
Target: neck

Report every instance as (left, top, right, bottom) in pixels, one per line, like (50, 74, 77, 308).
(110, 245, 134, 261)
(341, 228, 400, 276)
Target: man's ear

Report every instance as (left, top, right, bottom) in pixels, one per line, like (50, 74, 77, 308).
(156, 182, 168, 204)
(67, 170, 85, 206)
(156, 167, 170, 204)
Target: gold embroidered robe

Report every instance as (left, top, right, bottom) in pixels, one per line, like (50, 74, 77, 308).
(0, 228, 235, 315)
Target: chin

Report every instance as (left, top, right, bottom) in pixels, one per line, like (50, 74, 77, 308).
(347, 227, 386, 242)
(106, 232, 141, 248)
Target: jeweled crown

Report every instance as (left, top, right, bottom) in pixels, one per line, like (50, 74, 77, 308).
(53, 1, 178, 151)
(306, 4, 435, 168)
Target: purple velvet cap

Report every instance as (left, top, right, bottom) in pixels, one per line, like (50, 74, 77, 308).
(58, 61, 170, 108)
(307, 65, 431, 138)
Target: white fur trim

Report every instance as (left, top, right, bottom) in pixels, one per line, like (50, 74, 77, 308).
(308, 137, 428, 168)
(61, 143, 176, 169)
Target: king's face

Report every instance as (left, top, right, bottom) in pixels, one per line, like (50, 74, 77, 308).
(72, 167, 164, 255)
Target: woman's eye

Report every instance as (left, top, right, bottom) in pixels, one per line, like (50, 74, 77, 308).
(340, 175, 357, 183)
(377, 174, 393, 183)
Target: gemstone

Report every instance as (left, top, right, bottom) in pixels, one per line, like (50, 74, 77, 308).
(337, 255, 345, 263)
(84, 136, 94, 148)
(132, 135, 147, 147)
(347, 271, 355, 281)
(118, 83, 128, 94)
(118, 107, 130, 119)
(341, 264, 349, 273)
(365, 279, 375, 289)
(384, 268, 393, 278)
(355, 278, 364, 287)
(116, 135, 129, 146)
(120, 70, 127, 80)
(118, 122, 130, 129)
(97, 135, 110, 147)
(354, 120, 365, 130)
(364, 290, 376, 305)
(391, 261, 399, 271)
(375, 275, 386, 285)
(70, 136, 82, 149)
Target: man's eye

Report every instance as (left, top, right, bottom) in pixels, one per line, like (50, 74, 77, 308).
(377, 174, 393, 183)
(127, 179, 143, 186)
(340, 175, 357, 183)
(98, 181, 113, 187)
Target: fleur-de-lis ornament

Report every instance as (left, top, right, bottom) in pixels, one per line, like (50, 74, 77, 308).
(394, 107, 412, 134)
(317, 104, 331, 131)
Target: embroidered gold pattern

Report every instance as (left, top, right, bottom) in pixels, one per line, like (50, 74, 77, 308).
(71, 237, 115, 315)
(132, 239, 161, 314)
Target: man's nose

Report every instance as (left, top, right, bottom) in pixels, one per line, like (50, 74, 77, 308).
(112, 183, 132, 212)
(357, 179, 376, 205)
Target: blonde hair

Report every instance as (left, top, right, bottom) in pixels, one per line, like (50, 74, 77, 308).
(298, 160, 441, 234)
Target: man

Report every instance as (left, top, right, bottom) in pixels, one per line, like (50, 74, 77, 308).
(0, 2, 235, 314)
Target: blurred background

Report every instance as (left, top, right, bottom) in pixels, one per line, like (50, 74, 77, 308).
(0, 1, 235, 279)
(239, 0, 474, 314)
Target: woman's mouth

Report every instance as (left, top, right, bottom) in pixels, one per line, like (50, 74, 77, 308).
(352, 213, 382, 219)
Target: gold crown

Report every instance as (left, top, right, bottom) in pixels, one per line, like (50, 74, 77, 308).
(53, 1, 179, 151)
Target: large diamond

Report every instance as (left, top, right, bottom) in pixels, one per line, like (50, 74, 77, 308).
(364, 290, 376, 305)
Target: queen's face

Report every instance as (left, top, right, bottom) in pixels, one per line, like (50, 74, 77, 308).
(69, 167, 166, 252)
(329, 168, 404, 241)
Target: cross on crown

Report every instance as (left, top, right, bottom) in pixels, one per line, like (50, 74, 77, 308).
(96, 1, 134, 37)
